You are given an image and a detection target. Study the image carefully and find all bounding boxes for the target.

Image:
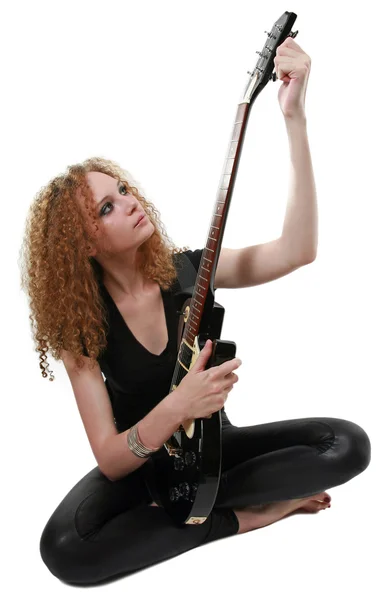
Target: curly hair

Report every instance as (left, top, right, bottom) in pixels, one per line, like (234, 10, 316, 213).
(18, 156, 190, 381)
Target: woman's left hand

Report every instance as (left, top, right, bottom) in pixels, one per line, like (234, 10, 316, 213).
(274, 37, 311, 120)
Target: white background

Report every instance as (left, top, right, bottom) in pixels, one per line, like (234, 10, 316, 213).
(2, 0, 379, 597)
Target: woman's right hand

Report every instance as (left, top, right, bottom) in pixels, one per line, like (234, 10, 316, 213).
(174, 339, 242, 420)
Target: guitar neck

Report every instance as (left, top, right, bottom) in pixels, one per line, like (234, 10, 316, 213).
(177, 9, 298, 357)
(182, 101, 251, 351)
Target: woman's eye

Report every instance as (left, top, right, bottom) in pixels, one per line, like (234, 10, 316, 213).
(100, 185, 129, 216)
(100, 202, 113, 217)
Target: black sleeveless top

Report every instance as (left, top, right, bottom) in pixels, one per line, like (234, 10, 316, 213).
(84, 249, 203, 432)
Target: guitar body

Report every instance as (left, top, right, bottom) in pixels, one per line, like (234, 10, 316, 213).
(144, 290, 236, 526)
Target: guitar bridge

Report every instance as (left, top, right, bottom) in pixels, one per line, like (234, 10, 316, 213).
(164, 443, 179, 457)
(164, 430, 183, 456)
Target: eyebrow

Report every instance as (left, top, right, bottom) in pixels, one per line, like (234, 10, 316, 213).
(97, 179, 121, 205)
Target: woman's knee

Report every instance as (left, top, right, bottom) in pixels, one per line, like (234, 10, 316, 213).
(40, 517, 69, 581)
(347, 419, 371, 472)
(39, 512, 83, 583)
(39, 471, 103, 584)
(326, 417, 371, 477)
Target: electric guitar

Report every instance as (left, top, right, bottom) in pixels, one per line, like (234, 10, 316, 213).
(144, 10, 299, 525)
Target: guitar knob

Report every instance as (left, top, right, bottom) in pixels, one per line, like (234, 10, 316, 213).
(179, 482, 191, 499)
(174, 456, 184, 471)
(190, 483, 198, 501)
(169, 487, 181, 502)
(184, 451, 197, 467)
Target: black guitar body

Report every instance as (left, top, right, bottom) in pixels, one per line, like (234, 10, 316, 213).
(144, 288, 236, 526)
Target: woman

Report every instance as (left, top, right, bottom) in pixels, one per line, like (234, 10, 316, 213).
(19, 38, 370, 585)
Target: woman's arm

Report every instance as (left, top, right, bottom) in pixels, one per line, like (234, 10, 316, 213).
(281, 115, 318, 264)
(62, 350, 185, 482)
(102, 391, 184, 481)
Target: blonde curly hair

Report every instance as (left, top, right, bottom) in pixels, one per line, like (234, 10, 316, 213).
(18, 156, 189, 381)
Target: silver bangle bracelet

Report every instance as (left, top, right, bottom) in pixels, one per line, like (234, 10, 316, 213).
(127, 421, 160, 458)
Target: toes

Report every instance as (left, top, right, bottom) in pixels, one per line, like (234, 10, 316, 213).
(315, 492, 331, 504)
(304, 499, 331, 512)
(317, 500, 331, 510)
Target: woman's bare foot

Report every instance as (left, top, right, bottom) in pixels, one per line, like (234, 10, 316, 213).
(233, 491, 332, 535)
(149, 491, 332, 532)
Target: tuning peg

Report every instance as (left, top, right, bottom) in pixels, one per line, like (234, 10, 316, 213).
(270, 72, 277, 82)
(288, 30, 299, 38)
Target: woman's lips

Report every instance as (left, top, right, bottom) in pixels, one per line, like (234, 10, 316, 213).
(135, 214, 146, 227)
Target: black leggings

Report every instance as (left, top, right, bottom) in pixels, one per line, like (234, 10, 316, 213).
(39, 414, 371, 585)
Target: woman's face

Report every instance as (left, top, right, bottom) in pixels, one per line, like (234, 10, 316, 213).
(80, 171, 154, 258)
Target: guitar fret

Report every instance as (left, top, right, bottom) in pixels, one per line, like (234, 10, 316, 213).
(205, 246, 215, 252)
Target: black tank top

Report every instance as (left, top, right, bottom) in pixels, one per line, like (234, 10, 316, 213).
(84, 249, 203, 432)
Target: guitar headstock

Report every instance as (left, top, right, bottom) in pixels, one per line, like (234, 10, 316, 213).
(241, 10, 298, 104)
